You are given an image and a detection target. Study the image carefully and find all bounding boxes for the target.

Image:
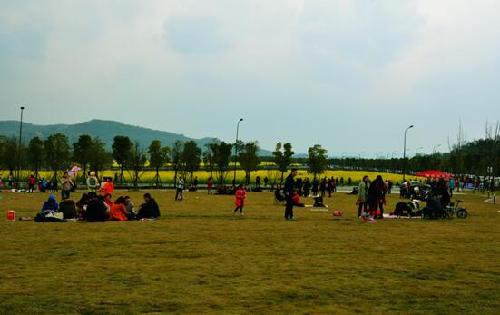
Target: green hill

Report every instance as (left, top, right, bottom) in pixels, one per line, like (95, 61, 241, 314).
(0, 119, 219, 150)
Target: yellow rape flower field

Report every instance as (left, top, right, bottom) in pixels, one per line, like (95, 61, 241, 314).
(24, 170, 411, 185)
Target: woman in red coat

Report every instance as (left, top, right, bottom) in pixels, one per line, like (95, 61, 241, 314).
(109, 196, 129, 221)
(233, 185, 247, 215)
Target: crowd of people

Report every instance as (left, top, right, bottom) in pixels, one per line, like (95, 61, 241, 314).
(4, 166, 487, 224)
(37, 192, 161, 222)
(33, 171, 161, 222)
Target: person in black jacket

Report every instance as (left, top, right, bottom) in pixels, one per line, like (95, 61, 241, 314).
(85, 194, 108, 222)
(137, 193, 161, 219)
(284, 169, 298, 220)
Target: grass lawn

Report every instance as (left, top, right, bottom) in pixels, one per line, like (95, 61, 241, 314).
(0, 190, 499, 314)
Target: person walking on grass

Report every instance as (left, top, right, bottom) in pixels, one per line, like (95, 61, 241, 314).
(175, 176, 184, 201)
(284, 169, 298, 221)
(233, 184, 247, 215)
(357, 176, 370, 217)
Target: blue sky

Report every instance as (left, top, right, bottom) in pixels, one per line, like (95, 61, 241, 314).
(1, 0, 499, 157)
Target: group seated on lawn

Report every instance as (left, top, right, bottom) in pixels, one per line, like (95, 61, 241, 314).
(36, 192, 161, 222)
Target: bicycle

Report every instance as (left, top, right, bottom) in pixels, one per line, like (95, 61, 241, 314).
(446, 200, 469, 219)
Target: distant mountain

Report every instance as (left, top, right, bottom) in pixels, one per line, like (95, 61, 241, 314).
(0, 119, 219, 151)
(0, 119, 274, 155)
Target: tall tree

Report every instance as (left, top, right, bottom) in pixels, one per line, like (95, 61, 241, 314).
(171, 141, 184, 187)
(181, 141, 202, 185)
(88, 138, 112, 178)
(239, 142, 261, 185)
(148, 140, 170, 188)
(112, 135, 133, 184)
(273, 142, 294, 183)
(0, 137, 20, 176)
(73, 134, 94, 182)
(203, 143, 215, 179)
(44, 133, 71, 181)
(27, 136, 44, 180)
(128, 142, 147, 190)
(307, 144, 329, 180)
(212, 142, 233, 186)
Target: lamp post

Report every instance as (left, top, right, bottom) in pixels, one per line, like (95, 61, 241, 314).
(16, 106, 26, 189)
(403, 125, 414, 182)
(232, 118, 243, 187)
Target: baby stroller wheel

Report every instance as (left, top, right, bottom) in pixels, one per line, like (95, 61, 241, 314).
(456, 209, 468, 219)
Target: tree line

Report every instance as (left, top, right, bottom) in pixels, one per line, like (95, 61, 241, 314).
(0, 133, 331, 188)
(1, 122, 497, 188)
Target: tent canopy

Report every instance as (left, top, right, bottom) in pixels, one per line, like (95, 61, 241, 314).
(415, 170, 454, 180)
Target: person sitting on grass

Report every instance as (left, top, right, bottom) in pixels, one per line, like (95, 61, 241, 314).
(123, 196, 136, 219)
(59, 198, 77, 219)
(292, 190, 305, 207)
(41, 194, 59, 213)
(137, 193, 161, 220)
(76, 193, 90, 220)
(109, 197, 129, 221)
(103, 193, 114, 209)
(234, 184, 247, 215)
(85, 193, 109, 222)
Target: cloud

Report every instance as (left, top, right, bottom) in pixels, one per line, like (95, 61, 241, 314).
(0, 0, 499, 154)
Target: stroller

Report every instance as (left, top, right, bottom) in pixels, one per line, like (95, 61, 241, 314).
(274, 189, 286, 205)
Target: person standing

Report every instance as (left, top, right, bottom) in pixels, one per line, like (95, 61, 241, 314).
(86, 172, 100, 192)
(296, 178, 303, 196)
(303, 178, 311, 197)
(312, 178, 319, 197)
(175, 176, 184, 201)
(284, 169, 298, 221)
(327, 177, 335, 198)
(8, 174, 13, 188)
(61, 172, 74, 200)
(320, 178, 327, 198)
(207, 177, 213, 195)
(357, 176, 370, 217)
(448, 177, 455, 198)
(233, 185, 247, 215)
(371, 175, 387, 219)
(28, 174, 36, 193)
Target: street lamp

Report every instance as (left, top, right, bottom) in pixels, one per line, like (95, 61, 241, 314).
(232, 118, 243, 187)
(16, 106, 26, 189)
(403, 125, 414, 182)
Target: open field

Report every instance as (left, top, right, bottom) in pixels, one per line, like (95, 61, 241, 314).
(6, 170, 412, 185)
(0, 190, 499, 314)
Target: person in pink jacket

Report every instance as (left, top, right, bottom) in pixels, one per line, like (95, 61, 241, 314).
(233, 185, 247, 215)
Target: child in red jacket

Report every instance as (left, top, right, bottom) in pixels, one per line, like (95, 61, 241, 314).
(234, 185, 247, 215)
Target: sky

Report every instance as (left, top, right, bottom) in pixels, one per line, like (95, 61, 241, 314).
(1, 0, 499, 157)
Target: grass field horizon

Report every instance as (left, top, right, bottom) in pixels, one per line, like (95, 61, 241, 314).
(1, 190, 499, 314)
